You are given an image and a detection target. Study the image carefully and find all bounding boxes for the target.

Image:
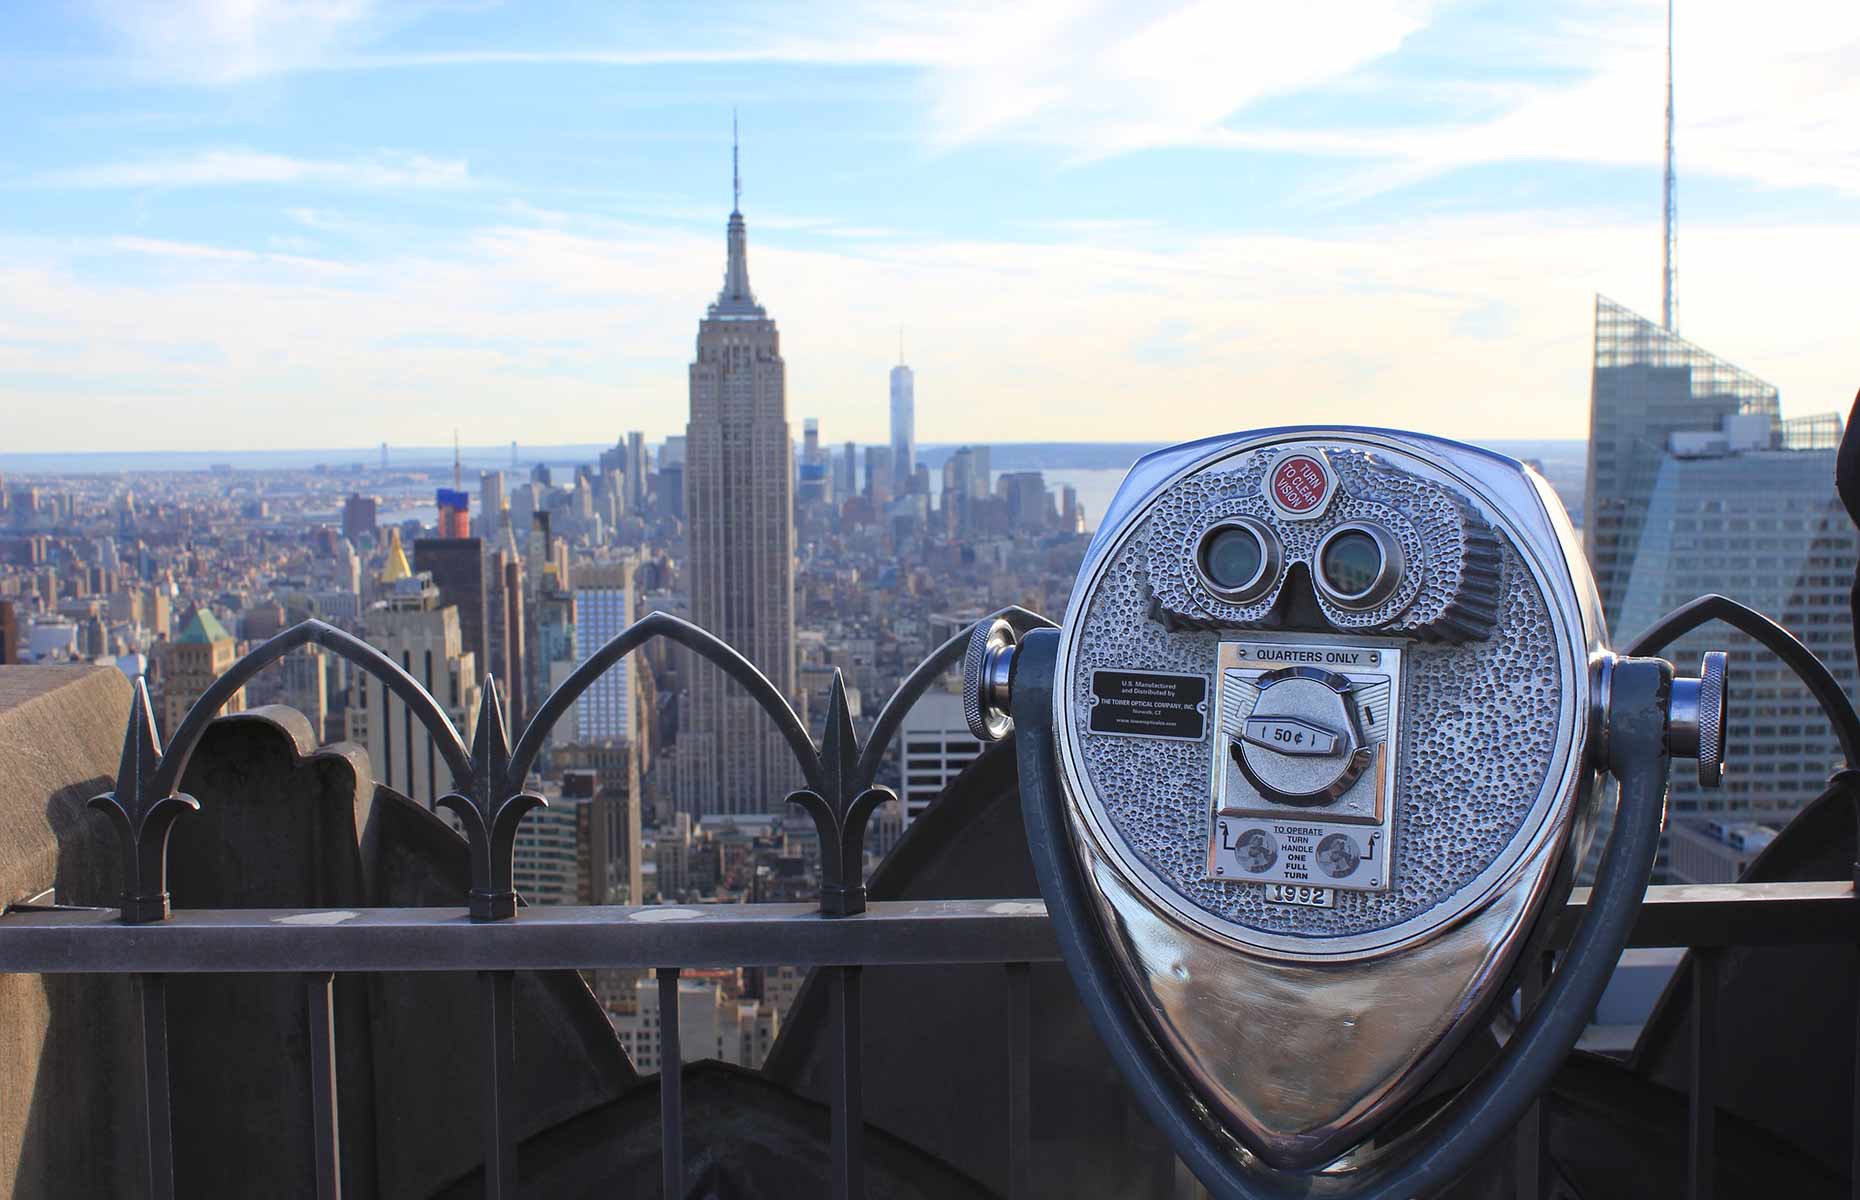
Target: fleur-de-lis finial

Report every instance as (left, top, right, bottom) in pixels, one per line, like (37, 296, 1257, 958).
(437, 677, 546, 921)
(89, 678, 200, 923)
(785, 671, 894, 917)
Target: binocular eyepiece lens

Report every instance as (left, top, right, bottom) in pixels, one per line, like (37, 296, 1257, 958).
(1320, 530, 1382, 596)
(1195, 518, 1401, 610)
(1197, 520, 1277, 601)
(1203, 527, 1264, 590)
(1315, 522, 1402, 609)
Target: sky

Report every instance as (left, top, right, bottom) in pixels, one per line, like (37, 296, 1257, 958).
(1, 0, 1857, 453)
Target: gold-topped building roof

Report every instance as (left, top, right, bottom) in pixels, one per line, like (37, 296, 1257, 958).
(380, 527, 413, 583)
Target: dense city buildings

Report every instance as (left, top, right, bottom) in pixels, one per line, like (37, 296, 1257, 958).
(17, 152, 1849, 1063)
(676, 165, 800, 816)
(612, 971, 781, 1072)
(11, 301, 1845, 1046)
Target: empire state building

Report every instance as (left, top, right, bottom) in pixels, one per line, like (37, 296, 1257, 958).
(676, 142, 799, 814)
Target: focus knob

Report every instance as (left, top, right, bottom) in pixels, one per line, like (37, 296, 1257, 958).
(962, 618, 1019, 742)
(1667, 650, 1729, 788)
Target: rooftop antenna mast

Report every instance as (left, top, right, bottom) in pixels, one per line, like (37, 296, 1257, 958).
(453, 429, 461, 490)
(1662, 0, 1677, 333)
(732, 108, 741, 214)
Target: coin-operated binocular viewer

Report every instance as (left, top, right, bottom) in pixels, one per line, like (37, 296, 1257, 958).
(963, 429, 1727, 1198)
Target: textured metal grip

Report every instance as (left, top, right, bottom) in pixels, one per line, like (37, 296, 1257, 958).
(1667, 649, 1730, 788)
(1695, 650, 1727, 787)
(961, 619, 1018, 742)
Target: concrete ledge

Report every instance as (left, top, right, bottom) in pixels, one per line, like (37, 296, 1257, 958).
(0, 666, 130, 907)
(0, 664, 136, 1198)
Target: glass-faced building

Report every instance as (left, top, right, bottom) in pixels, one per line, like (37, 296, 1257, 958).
(1588, 296, 1854, 879)
(1613, 442, 1857, 866)
(1584, 296, 1780, 620)
(890, 362, 914, 496)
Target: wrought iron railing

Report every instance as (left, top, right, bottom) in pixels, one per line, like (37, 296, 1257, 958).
(0, 596, 1855, 1199)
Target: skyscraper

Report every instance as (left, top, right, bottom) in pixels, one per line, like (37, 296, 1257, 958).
(479, 470, 505, 538)
(1583, 11, 1781, 623)
(627, 431, 648, 515)
(1583, 297, 1778, 621)
(864, 445, 894, 505)
(346, 532, 481, 806)
(677, 133, 799, 815)
(1610, 414, 1855, 878)
(1580, 36, 1847, 875)
(659, 437, 686, 520)
(157, 606, 247, 739)
(890, 356, 915, 497)
(797, 418, 831, 506)
(510, 789, 581, 907)
(487, 511, 528, 725)
(899, 688, 985, 826)
(574, 561, 636, 744)
(341, 494, 377, 544)
(412, 535, 489, 704)
(571, 560, 644, 904)
(434, 489, 471, 539)
(1001, 471, 1053, 531)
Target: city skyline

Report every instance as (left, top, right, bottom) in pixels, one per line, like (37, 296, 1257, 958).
(3, 1, 1857, 452)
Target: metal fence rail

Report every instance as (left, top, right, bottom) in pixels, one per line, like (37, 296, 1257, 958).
(0, 899, 1065, 973)
(45, 604, 1062, 1200)
(8, 595, 1860, 1198)
(0, 886, 1853, 1199)
(0, 884, 1849, 974)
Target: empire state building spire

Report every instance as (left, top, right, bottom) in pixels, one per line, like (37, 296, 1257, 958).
(680, 117, 796, 815)
(711, 114, 763, 318)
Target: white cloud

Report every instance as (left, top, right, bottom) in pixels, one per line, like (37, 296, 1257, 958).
(334, 1, 1438, 161)
(1225, 0, 1860, 199)
(85, 0, 390, 85)
(3, 206, 1857, 453)
(73, 0, 1859, 201)
(910, 0, 1435, 158)
(37, 149, 472, 191)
